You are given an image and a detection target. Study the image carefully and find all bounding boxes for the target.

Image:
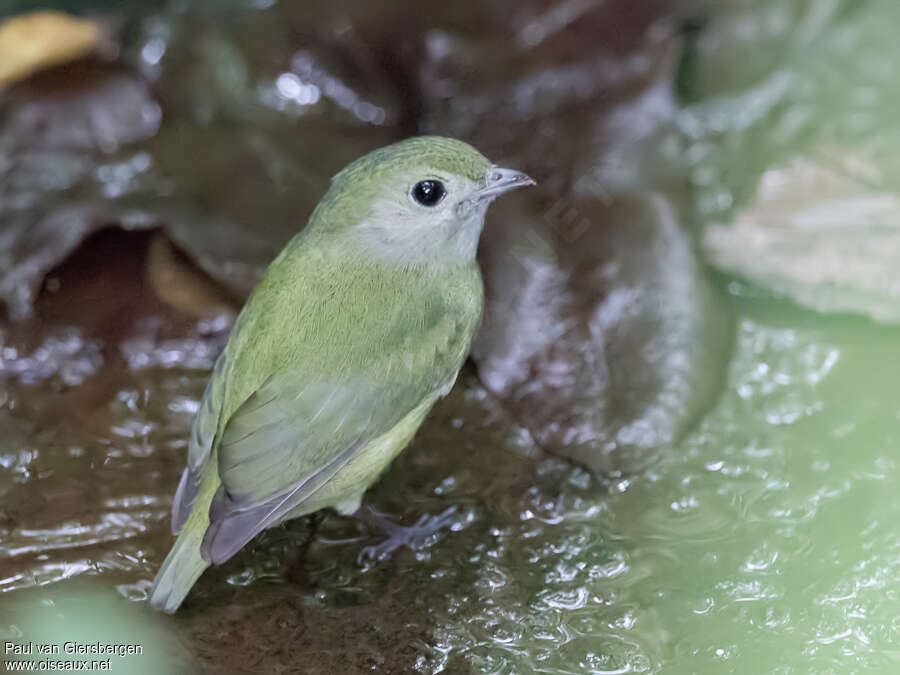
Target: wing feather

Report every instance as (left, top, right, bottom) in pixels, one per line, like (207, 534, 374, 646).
(198, 373, 430, 564)
(170, 352, 227, 534)
(201, 439, 363, 563)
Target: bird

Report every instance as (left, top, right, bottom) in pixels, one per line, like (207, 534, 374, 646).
(149, 136, 534, 612)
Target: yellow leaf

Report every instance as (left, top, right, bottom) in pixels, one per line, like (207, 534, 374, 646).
(0, 11, 102, 88)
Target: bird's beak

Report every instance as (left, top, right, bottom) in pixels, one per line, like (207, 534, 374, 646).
(475, 167, 536, 201)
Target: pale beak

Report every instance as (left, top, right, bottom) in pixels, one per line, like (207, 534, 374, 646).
(475, 167, 536, 201)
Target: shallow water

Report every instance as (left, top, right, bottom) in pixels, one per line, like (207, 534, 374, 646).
(4, 291, 899, 673)
(424, 308, 900, 673)
(2, 1, 900, 673)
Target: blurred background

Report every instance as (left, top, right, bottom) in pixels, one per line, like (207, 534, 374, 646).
(1, 0, 899, 672)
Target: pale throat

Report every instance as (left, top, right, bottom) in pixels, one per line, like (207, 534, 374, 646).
(350, 198, 490, 268)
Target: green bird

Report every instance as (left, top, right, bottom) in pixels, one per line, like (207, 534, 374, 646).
(149, 136, 534, 612)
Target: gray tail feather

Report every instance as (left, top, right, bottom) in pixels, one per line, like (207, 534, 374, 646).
(149, 527, 209, 614)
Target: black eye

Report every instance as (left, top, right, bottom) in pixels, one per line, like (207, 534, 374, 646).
(411, 180, 447, 207)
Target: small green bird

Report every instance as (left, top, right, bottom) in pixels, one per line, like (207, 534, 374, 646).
(149, 136, 533, 612)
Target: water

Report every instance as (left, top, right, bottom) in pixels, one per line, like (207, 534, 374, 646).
(399, 306, 897, 674)
(3, 300, 899, 672)
(2, 1, 900, 673)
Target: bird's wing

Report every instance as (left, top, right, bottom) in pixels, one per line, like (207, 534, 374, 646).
(171, 352, 228, 534)
(199, 369, 436, 564)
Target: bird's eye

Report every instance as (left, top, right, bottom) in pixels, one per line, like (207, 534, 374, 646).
(411, 180, 447, 207)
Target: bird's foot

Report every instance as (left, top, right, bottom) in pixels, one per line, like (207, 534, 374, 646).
(356, 505, 459, 565)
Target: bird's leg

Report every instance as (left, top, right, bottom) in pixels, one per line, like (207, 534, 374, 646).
(354, 504, 459, 564)
(285, 512, 322, 587)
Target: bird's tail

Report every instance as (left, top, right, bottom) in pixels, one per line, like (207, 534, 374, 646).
(149, 523, 208, 614)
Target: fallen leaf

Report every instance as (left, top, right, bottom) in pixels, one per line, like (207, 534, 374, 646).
(0, 11, 103, 88)
(705, 154, 900, 323)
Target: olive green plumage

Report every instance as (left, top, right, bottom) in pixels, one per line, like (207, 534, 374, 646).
(149, 136, 532, 613)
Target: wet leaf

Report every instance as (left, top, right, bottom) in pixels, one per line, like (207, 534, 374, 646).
(687, 0, 900, 324)
(677, 0, 844, 101)
(144, 231, 237, 319)
(0, 6, 399, 317)
(420, 3, 732, 472)
(475, 193, 730, 473)
(705, 153, 900, 323)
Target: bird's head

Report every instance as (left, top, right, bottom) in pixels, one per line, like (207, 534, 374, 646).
(310, 136, 534, 267)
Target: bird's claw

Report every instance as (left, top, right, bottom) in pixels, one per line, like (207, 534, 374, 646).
(356, 506, 459, 565)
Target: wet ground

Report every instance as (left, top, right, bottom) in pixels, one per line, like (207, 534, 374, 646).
(1, 0, 899, 673)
